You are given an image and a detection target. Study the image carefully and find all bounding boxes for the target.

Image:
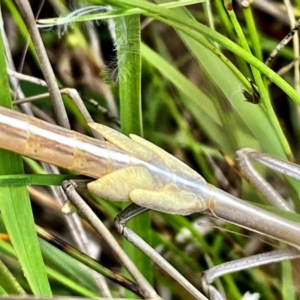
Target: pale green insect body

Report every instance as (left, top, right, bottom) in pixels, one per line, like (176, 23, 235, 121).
(1, 107, 300, 248)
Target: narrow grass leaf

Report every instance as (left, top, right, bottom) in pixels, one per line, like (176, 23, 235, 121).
(0, 259, 26, 295)
(114, 13, 153, 289)
(0, 23, 51, 295)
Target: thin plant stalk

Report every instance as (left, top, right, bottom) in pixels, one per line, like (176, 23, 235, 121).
(113, 13, 153, 289)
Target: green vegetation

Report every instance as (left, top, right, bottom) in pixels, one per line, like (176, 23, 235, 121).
(0, 0, 300, 299)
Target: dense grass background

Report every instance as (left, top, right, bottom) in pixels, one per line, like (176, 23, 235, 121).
(1, 0, 300, 299)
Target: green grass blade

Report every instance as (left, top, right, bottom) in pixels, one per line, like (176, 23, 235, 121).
(114, 14, 153, 290)
(281, 258, 296, 300)
(0, 174, 77, 186)
(97, 0, 300, 107)
(0, 20, 51, 295)
(0, 259, 26, 295)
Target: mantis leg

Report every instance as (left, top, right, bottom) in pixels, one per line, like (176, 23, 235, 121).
(115, 203, 209, 300)
(126, 183, 300, 299)
(118, 196, 295, 298)
(62, 180, 158, 299)
(200, 149, 300, 299)
(201, 248, 300, 299)
(235, 148, 300, 210)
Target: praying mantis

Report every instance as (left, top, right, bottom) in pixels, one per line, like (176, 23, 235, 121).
(1, 105, 300, 300)
(3, 1, 300, 299)
(1, 105, 300, 248)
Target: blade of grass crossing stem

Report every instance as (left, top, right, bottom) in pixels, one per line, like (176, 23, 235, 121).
(0, 19, 52, 295)
(113, 14, 153, 291)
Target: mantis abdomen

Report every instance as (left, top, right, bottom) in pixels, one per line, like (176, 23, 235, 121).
(0, 106, 128, 178)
